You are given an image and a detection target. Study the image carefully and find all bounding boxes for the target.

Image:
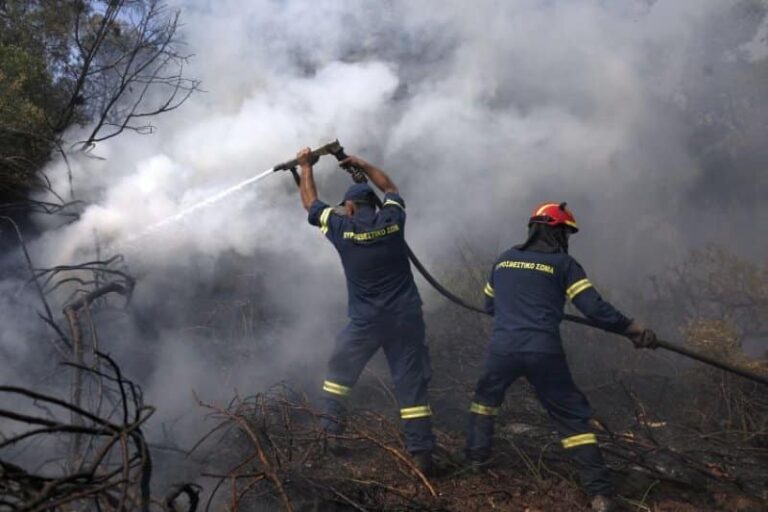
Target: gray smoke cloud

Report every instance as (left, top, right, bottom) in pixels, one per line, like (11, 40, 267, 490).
(3, 0, 767, 486)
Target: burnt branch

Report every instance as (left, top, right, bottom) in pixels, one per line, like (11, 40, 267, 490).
(72, 1, 201, 150)
(0, 353, 155, 511)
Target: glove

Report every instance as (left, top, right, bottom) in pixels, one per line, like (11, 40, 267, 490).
(624, 320, 658, 349)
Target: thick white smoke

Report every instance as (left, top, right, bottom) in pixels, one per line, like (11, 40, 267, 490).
(3, 0, 766, 483)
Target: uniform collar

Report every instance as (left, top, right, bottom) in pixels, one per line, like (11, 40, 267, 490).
(353, 205, 377, 223)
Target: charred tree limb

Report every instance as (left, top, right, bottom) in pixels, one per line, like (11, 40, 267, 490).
(0, 353, 167, 511)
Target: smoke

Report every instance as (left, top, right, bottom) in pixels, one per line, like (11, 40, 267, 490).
(2, 0, 767, 487)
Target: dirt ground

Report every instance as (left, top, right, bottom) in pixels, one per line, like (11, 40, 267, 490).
(197, 384, 768, 512)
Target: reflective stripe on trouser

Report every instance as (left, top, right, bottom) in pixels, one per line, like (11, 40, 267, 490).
(401, 405, 432, 419)
(319, 380, 352, 434)
(470, 402, 500, 416)
(561, 433, 611, 498)
(319, 311, 435, 453)
(322, 380, 352, 396)
(465, 401, 500, 461)
(465, 351, 614, 496)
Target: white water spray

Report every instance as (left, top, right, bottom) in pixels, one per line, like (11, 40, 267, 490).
(118, 166, 277, 248)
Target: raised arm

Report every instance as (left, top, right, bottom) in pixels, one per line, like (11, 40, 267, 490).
(341, 155, 398, 194)
(298, 147, 318, 210)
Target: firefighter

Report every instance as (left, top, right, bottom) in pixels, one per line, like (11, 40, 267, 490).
(465, 202, 657, 512)
(296, 148, 435, 473)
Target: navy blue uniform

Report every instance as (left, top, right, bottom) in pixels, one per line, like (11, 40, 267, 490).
(467, 247, 631, 496)
(483, 248, 631, 354)
(308, 193, 434, 453)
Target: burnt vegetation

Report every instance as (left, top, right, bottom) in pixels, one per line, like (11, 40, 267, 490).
(1, 238, 766, 511)
(175, 246, 768, 511)
(0, 219, 200, 510)
(1, 1, 768, 511)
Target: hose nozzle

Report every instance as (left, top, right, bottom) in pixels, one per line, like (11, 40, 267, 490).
(274, 140, 367, 184)
(272, 140, 344, 172)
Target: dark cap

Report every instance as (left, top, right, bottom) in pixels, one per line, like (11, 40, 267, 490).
(340, 183, 376, 205)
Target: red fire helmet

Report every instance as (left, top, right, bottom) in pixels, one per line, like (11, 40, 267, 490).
(528, 202, 579, 232)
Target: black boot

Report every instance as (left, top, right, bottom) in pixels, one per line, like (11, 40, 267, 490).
(465, 412, 494, 471)
(463, 448, 492, 474)
(412, 450, 433, 476)
(319, 398, 347, 436)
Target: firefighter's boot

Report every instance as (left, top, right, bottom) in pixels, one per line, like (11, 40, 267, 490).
(412, 450, 433, 476)
(319, 397, 347, 435)
(465, 410, 495, 468)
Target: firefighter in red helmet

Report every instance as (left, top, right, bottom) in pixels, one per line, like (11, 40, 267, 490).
(465, 202, 657, 512)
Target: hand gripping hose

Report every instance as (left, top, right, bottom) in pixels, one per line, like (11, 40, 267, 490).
(284, 143, 768, 388)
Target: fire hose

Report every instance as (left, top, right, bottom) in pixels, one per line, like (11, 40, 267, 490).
(277, 141, 768, 388)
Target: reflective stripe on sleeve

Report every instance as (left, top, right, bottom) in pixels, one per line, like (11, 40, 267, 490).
(383, 199, 404, 210)
(319, 207, 334, 234)
(483, 283, 495, 298)
(322, 380, 351, 396)
(400, 405, 432, 419)
(561, 433, 597, 449)
(566, 278, 593, 300)
(469, 402, 500, 416)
